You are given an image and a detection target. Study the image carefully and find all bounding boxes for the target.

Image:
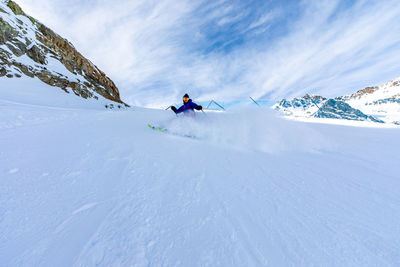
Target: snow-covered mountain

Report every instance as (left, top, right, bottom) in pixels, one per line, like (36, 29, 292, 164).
(337, 77, 400, 125)
(274, 77, 400, 125)
(0, 0, 126, 107)
(274, 94, 326, 117)
(273, 94, 382, 123)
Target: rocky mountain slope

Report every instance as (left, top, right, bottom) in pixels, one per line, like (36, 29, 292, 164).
(275, 94, 326, 118)
(314, 99, 383, 123)
(0, 0, 126, 106)
(337, 77, 400, 124)
(274, 77, 400, 125)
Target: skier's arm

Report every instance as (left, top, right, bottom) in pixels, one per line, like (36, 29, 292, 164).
(175, 105, 185, 114)
(191, 102, 202, 110)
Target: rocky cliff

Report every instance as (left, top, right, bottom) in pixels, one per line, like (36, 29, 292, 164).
(314, 99, 383, 123)
(0, 0, 127, 106)
(274, 94, 326, 117)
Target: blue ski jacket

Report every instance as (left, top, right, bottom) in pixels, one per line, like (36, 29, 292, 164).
(176, 99, 199, 114)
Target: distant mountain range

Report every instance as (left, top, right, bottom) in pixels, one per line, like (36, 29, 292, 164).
(274, 77, 400, 125)
(0, 0, 127, 107)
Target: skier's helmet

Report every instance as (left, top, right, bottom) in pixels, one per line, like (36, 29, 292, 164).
(183, 93, 189, 103)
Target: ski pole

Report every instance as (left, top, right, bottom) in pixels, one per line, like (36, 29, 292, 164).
(250, 96, 260, 106)
(310, 98, 327, 117)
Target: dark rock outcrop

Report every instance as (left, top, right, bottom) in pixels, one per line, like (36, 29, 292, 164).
(336, 86, 379, 101)
(276, 94, 326, 109)
(314, 99, 383, 123)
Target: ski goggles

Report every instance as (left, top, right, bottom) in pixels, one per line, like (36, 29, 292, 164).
(183, 97, 189, 101)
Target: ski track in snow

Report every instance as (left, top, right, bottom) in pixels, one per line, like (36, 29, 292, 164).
(1, 101, 400, 266)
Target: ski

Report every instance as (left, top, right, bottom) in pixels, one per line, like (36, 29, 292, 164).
(148, 124, 167, 133)
(147, 124, 198, 139)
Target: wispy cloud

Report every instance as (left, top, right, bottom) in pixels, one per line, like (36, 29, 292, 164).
(17, 0, 400, 107)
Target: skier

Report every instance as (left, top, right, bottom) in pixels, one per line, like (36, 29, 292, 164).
(171, 94, 203, 115)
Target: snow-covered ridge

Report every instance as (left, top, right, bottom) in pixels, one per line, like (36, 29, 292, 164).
(0, 0, 127, 107)
(274, 77, 400, 125)
(339, 77, 400, 102)
(338, 77, 400, 124)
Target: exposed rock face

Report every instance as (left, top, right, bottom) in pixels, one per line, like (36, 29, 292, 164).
(274, 77, 400, 124)
(340, 86, 379, 100)
(274, 94, 326, 116)
(279, 94, 326, 108)
(366, 96, 400, 105)
(314, 99, 383, 123)
(0, 0, 127, 105)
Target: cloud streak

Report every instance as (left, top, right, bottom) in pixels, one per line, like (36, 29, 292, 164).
(17, 0, 400, 107)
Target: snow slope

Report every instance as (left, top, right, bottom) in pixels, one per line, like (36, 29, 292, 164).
(342, 77, 400, 124)
(1, 94, 400, 266)
(0, 76, 125, 109)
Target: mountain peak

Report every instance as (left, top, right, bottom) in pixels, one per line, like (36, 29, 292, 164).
(0, 0, 127, 106)
(302, 94, 326, 101)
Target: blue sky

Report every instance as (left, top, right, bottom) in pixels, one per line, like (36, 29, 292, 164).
(17, 0, 400, 107)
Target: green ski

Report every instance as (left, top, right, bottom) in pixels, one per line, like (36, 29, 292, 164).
(147, 124, 198, 139)
(148, 124, 167, 132)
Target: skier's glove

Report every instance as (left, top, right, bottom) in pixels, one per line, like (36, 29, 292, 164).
(171, 106, 177, 113)
(195, 105, 203, 110)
